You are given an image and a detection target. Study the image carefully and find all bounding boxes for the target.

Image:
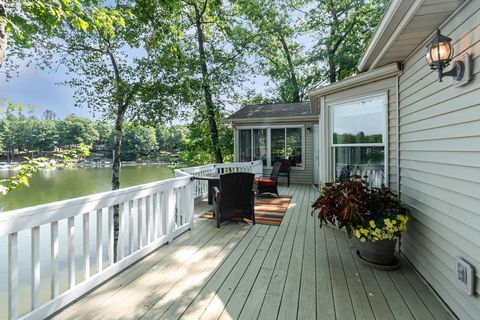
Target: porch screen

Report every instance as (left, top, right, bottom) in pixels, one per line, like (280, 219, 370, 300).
(331, 95, 386, 186)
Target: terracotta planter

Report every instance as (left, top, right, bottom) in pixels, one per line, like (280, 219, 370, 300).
(356, 238, 396, 266)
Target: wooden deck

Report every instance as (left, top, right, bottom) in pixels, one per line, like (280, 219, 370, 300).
(50, 184, 454, 320)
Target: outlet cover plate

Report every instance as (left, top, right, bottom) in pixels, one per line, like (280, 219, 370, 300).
(456, 257, 475, 296)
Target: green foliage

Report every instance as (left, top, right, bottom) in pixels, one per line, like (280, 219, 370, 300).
(233, 0, 310, 102)
(121, 123, 157, 161)
(306, 0, 388, 83)
(174, 107, 233, 167)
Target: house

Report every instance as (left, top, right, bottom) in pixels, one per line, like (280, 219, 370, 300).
(231, 0, 480, 318)
(227, 101, 320, 185)
(3, 1, 478, 320)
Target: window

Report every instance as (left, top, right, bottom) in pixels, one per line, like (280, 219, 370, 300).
(239, 128, 267, 165)
(237, 126, 304, 167)
(331, 95, 386, 186)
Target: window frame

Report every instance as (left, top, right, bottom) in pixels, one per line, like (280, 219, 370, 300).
(236, 125, 305, 170)
(328, 93, 388, 184)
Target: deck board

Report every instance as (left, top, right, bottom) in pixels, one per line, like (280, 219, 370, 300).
(51, 184, 455, 320)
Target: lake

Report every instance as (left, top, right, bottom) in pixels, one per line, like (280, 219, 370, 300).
(0, 165, 174, 318)
(0, 164, 174, 212)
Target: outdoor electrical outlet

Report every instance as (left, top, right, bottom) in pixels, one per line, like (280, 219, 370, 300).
(456, 258, 475, 296)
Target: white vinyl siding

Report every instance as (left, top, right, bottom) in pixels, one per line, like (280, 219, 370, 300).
(398, 1, 480, 319)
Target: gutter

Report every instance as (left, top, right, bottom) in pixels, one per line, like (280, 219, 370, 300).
(225, 114, 320, 123)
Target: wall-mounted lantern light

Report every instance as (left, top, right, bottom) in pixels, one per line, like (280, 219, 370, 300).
(426, 29, 465, 83)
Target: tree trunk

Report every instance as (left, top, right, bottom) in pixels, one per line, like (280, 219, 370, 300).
(328, 52, 337, 83)
(279, 35, 300, 102)
(111, 103, 126, 262)
(193, 3, 223, 163)
(0, 0, 7, 65)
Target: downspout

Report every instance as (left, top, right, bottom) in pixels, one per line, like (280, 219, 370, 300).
(396, 71, 402, 254)
(396, 74, 400, 198)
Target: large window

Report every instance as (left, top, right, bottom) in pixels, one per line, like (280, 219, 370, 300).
(331, 95, 386, 186)
(238, 127, 304, 167)
(239, 128, 267, 164)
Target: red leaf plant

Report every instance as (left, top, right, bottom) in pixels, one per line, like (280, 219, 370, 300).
(312, 175, 408, 237)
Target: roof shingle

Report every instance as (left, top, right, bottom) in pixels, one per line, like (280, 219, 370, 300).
(226, 102, 313, 120)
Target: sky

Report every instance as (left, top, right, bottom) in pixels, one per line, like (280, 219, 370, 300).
(0, 64, 99, 119)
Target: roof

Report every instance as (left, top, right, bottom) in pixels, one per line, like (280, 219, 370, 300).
(357, 0, 465, 72)
(226, 102, 314, 121)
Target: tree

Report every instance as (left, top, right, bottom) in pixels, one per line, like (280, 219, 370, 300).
(121, 123, 158, 160)
(234, 0, 309, 102)
(306, 0, 388, 83)
(60, 114, 99, 146)
(9, 1, 183, 261)
(146, 0, 249, 163)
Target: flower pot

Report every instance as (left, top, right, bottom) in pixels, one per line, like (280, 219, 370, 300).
(356, 238, 396, 266)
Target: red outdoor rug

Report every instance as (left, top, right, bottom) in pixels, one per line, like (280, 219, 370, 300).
(201, 195, 292, 226)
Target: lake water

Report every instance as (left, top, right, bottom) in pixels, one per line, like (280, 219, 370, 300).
(0, 165, 174, 318)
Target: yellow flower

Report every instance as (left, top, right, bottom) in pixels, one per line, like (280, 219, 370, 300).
(369, 220, 376, 228)
(355, 230, 361, 238)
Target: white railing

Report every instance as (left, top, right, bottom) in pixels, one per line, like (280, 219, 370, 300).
(0, 176, 194, 320)
(175, 160, 263, 200)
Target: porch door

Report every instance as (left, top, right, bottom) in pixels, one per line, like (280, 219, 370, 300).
(313, 124, 320, 185)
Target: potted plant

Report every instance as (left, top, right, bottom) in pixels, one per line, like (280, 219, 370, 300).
(312, 175, 408, 268)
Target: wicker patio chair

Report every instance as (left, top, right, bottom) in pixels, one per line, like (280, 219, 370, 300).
(255, 162, 281, 197)
(212, 172, 255, 228)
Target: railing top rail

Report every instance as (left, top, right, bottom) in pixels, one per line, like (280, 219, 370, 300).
(0, 175, 191, 236)
(175, 164, 215, 175)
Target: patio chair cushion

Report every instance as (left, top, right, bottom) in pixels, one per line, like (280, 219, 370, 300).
(255, 177, 276, 186)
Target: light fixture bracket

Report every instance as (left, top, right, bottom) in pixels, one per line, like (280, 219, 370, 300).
(452, 53, 471, 87)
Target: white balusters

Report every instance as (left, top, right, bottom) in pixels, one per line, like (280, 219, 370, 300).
(68, 216, 75, 289)
(118, 203, 125, 260)
(108, 206, 114, 266)
(51, 221, 59, 299)
(1, 175, 195, 320)
(8, 232, 18, 320)
(146, 196, 151, 243)
(137, 198, 143, 249)
(83, 213, 90, 280)
(31, 226, 40, 310)
(129, 200, 134, 254)
(96, 209, 103, 273)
